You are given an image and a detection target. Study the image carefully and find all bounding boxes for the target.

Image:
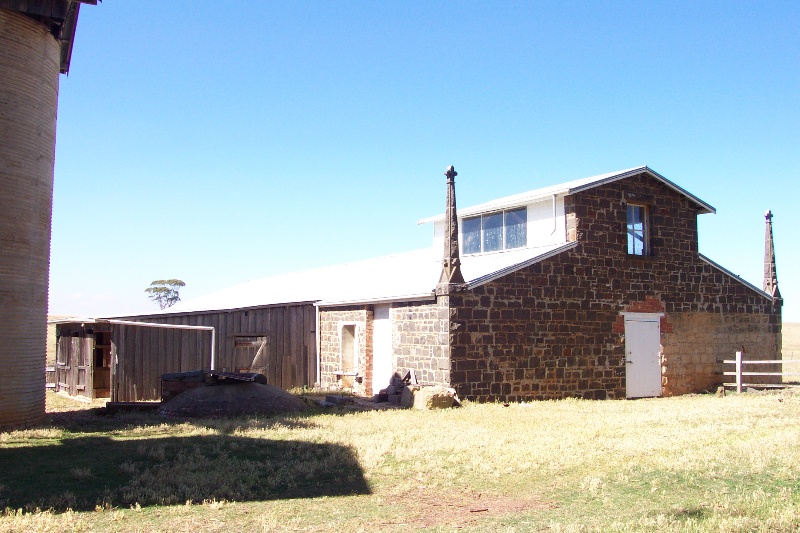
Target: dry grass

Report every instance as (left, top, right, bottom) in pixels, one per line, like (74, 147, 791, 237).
(783, 323, 800, 380)
(1, 390, 800, 532)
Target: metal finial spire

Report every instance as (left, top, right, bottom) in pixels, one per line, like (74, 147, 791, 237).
(763, 210, 781, 299)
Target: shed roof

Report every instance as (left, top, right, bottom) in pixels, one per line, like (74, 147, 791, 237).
(146, 242, 573, 315)
(417, 166, 715, 224)
(125, 166, 718, 316)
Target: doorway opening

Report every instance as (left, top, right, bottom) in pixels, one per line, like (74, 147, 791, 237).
(340, 325, 358, 389)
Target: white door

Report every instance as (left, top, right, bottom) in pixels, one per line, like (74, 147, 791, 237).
(372, 304, 393, 396)
(624, 315, 662, 398)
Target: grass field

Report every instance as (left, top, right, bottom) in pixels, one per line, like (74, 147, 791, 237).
(783, 323, 800, 380)
(2, 387, 800, 532)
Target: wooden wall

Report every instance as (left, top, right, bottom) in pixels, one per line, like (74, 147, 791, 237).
(55, 323, 113, 400)
(111, 324, 210, 402)
(115, 303, 317, 401)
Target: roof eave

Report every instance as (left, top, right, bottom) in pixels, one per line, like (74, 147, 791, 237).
(316, 293, 436, 308)
(568, 166, 716, 215)
(467, 242, 579, 289)
(698, 253, 772, 300)
(418, 166, 716, 225)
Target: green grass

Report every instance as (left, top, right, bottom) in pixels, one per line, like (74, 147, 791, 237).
(2, 390, 800, 532)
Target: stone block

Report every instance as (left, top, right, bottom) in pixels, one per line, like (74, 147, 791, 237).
(412, 386, 458, 409)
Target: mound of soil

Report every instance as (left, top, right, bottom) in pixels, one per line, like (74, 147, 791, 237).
(158, 382, 308, 418)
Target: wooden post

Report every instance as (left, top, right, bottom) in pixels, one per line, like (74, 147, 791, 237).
(735, 351, 743, 393)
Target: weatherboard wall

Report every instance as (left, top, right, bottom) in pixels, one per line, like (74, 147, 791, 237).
(114, 303, 317, 401)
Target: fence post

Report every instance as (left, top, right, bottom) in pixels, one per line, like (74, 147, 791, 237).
(735, 350, 743, 393)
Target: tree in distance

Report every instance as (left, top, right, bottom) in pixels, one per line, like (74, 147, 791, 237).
(145, 279, 185, 309)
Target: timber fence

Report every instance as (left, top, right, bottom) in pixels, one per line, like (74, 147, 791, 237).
(45, 366, 56, 389)
(723, 351, 800, 393)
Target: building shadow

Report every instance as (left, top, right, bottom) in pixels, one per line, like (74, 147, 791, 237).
(0, 434, 370, 512)
(42, 406, 321, 435)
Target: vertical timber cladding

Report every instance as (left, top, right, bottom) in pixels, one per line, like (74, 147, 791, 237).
(449, 171, 780, 403)
(112, 324, 209, 402)
(118, 303, 317, 401)
(0, 10, 61, 425)
(54, 323, 113, 399)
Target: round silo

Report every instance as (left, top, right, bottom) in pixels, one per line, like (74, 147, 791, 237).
(0, 8, 61, 425)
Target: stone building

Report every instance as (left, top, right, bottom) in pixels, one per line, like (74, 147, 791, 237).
(117, 166, 782, 402)
(314, 166, 781, 401)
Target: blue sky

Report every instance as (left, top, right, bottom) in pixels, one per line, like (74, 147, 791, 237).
(50, 1, 798, 322)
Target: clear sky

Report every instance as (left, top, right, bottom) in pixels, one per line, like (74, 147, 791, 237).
(50, 1, 798, 322)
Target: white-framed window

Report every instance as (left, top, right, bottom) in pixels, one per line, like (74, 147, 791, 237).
(462, 207, 527, 254)
(626, 204, 649, 255)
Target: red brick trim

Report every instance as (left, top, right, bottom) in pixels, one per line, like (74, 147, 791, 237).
(613, 296, 672, 334)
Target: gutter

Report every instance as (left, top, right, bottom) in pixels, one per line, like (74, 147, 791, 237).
(315, 293, 436, 308)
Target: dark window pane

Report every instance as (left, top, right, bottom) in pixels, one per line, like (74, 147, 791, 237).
(627, 205, 646, 255)
(462, 216, 482, 254)
(504, 208, 527, 249)
(483, 212, 503, 252)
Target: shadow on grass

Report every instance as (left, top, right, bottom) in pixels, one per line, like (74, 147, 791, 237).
(43, 407, 322, 435)
(0, 434, 370, 512)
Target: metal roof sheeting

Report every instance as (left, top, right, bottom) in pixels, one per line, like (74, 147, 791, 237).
(140, 243, 573, 315)
(418, 166, 715, 224)
(119, 166, 719, 317)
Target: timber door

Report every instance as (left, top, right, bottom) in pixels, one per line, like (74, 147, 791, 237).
(624, 314, 662, 398)
(56, 336, 93, 399)
(233, 336, 269, 376)
(372, 305, 393, 396)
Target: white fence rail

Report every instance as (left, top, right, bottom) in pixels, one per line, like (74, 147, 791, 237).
(723, 351, 800, 393)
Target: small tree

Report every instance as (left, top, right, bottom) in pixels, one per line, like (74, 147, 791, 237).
(145, 279, 185, 309)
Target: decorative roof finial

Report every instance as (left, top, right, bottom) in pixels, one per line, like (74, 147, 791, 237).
(437, 165, 466, 293)
(763, 210, 781, 299)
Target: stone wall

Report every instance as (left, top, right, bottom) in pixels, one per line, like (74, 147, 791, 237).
(391, 299, 450, 386)
(662, 310, 781, 395)
(318, 307, 373, 394)
(449, 171, 781, 402)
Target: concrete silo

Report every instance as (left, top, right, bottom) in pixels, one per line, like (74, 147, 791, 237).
(0, 1, 94, 425)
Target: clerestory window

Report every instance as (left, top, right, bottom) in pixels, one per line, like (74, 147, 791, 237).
(626, 204, 649, 255)
(463, 207, 527, 254)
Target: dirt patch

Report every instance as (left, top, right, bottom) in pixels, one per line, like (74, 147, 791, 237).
(158, 382, 308, 418)
(377, 488, 555, 528)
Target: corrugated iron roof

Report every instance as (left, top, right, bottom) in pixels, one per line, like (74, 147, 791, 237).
(142, 242, 573, 315)
(418, 166, 715, 224)
(121, 167, 718, 316)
